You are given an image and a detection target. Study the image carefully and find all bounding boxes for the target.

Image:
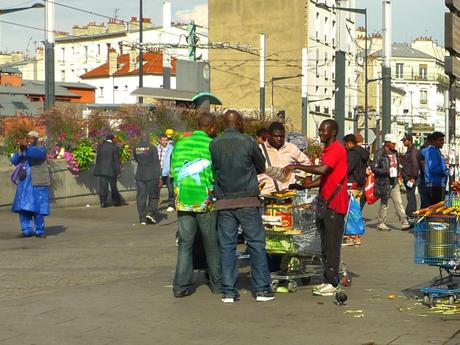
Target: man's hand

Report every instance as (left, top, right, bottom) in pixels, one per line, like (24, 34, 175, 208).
(283, 164, 297, 175)
(159, 179, 163, 188)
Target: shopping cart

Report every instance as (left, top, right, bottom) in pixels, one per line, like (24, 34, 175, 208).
(414, 213, 460, 306)
(262, 190, 323, 292)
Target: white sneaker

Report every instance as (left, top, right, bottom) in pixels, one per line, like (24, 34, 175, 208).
(313, 283, 327, 291)
(166, 206, 175, 212)
(146, 215, 156, 224)
(313, 283, 337, 296)
(377, 223, 391, 231)
(400, 221, 410, 230)
(140, 222, 147, 225)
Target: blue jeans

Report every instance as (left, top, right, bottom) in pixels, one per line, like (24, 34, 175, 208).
(173, 211, 221, 294)
(218, 207, 271, 297)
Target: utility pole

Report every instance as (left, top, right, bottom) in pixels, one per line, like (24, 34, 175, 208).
(44, 0, 55, 110)
(260, 33, 266, 119)
(162, 48, 171, 89)
(335, 7, 346, 141)
(382, 0, 392, 137)
(138, 0, 144, 104)
(301, 48, 308, 135)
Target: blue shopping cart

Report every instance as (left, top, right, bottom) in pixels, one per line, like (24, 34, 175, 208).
(414, 213, 460, 306)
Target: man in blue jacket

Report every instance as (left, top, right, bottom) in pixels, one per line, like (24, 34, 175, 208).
(423, 131, 448, 204)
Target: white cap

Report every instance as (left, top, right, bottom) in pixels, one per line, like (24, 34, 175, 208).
(384, 133, 397, 144)
(27, 130, 39, 139)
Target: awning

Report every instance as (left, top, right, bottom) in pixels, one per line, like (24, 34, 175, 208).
(131, 88, 195, 102)
(131, 88, 222, 105)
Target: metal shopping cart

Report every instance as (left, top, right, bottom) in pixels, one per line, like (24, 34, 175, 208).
(262, 190, 323, 292)
(414, 211, 460, 306)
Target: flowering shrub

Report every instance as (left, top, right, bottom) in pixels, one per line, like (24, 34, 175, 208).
(71, 140, 95, 172)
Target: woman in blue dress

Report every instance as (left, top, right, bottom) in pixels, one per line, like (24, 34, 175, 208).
(10, 131, 50, 238)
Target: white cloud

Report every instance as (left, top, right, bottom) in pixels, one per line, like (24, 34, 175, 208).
(175, 3, 208, 27)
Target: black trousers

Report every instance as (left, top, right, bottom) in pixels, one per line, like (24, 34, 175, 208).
(99, 176, 121, 206)
(316, 209, 345, 287)
(136, 179, 160, 222)
(405, 185, 417, 218)
(427, 186, 445, 205)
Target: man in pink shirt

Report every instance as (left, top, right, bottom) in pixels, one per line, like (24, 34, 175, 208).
(258, 122, 311, 194)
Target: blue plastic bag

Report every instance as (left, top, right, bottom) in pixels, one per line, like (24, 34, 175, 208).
(344, 195, 365, 235)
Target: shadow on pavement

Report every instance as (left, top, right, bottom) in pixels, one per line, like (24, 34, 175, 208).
(46, 225, 66, 236)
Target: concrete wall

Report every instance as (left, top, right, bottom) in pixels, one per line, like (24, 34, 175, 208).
(209, 0, 307, 129)
(0, 158, 137, 210)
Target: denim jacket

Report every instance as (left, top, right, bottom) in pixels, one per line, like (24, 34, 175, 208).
(210, 128, 266, 200)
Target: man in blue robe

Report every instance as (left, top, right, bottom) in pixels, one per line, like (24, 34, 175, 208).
(10, 131, 50, 238)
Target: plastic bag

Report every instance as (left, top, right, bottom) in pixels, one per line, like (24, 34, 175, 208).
(345, 195, 365, 235)
(10, 163, 26, 184)
(364, 173, 379, 205)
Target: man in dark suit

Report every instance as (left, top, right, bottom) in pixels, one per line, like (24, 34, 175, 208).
(94, 133, 122, 207)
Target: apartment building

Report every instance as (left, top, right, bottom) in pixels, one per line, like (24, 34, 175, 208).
(209, 0, 358, 137)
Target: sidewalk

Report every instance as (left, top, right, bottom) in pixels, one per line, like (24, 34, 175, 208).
(0, 196, 459, 345)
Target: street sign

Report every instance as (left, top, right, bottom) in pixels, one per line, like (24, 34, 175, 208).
(445, 13, 460, 54)
(445, 55, 460, 78)
(360, 129, 376, 145)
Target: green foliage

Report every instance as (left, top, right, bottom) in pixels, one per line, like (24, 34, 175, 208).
(71, 140, 95, 172)
(119, 143, 131, 164)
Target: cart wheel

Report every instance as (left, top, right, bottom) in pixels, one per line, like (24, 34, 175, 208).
(423, 294, 431, 306)
(448, 295, 456, 305)
(271, 280, 279, 292)
(288, 280, 298, 293)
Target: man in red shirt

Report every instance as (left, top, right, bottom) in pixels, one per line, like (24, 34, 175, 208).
(284, 119, 348, 296)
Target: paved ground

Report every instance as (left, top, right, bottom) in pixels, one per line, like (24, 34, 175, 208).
(0, 192, 460, 345)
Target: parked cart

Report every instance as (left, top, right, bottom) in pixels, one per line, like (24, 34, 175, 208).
(414, 211, 460, 306)
(262, 190, 323, 292)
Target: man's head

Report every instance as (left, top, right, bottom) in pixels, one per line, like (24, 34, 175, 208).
(354, 132, 364, 146)
(401, 133, 413, 148)
(267, 121, 285, 149)
(27, 130, 39, 145)
(223, 109, 244, 133)
(106, 133, 115, 141)
(384, 133, 397, 151)
(198, 112, 218, 138)
(343, 134, 357, 150)
(140, 131, 150, 142)
(256, 128, 268, 145)
(318, 119, 338, 144)
(158, 134, 169, 147)
(431, 131, 445, 149)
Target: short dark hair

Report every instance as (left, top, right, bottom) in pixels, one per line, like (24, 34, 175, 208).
(106, 133, 115, 140)
(431, 131, 445, 141)
(159, 133, 168, 139)
(256, 128, 268, 137)
(268, 121, 285, 133)
(343, 134, 357, 144)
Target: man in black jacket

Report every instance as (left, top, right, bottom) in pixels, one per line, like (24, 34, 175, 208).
(401, 134, 419, 222)
(371, 134, 410, 231)
(210, 110, 274, 303)
(94, 133, 122, 207)
(133, 132, 161, 225)
(343, 134, 369, 245)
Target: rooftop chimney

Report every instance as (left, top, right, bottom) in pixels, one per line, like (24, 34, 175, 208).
(108, 48, 118, 75)
(163, 1, 171, 31)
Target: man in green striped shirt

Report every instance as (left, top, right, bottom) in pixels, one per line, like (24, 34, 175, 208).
(170, 113, 221, 298)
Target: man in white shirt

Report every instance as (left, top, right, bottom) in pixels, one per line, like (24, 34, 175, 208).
(258, 122, 311, 194)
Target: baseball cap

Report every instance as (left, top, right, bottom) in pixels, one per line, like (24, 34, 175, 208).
(401, 133, 413, 142)
(384, 133, 397, 144)
(165, 129, 174, 137)
(27, 131, 39, 139)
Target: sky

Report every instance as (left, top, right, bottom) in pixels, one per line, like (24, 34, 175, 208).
(0, 0, 446, 54)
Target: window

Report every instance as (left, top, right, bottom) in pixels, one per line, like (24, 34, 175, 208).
(61, 47, 65, 63)
(84, 46, 88, 63)
(99, 86, 104, 98)
(97, 44, 101, 55)
(420, 90, 428, 104)
(419, 64, 427, 80)
(396, 63, 404, 79)
(60, 70, 65, 81)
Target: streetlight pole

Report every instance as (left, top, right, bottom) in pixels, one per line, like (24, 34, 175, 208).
(138, 0, 144, 104)
(270, 74, 303, 116)
(317, 3, 368, 144)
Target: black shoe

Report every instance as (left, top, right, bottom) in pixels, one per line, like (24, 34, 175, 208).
(101, 203, 108, 208)
(256, 290, 275, 302)
(145, 215, 157, 224)
(35, 234, 47, 238)
(173, 290, 192, 298)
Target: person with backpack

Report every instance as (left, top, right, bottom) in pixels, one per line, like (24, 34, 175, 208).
(343, 134, 369, 245)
